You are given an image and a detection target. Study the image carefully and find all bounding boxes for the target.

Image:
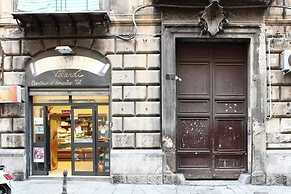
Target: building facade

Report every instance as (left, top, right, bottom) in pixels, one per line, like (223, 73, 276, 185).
(0, 0, 290, 185)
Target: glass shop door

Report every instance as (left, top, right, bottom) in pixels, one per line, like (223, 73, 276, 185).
(71, 106, 96, 176)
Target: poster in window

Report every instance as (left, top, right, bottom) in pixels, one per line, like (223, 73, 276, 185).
(34, 125, 44, 134)
(33, 147, 44, 163)
(34, 117, 43, 125)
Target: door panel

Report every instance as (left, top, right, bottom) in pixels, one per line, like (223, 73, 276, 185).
(178, 118, 210, 149)
(177, 63, 210, 96)
(214, 66, 245, 96)
(215, 119, 245, 150)
(71, 106, 96, 176)
(176, 41, 247, 179)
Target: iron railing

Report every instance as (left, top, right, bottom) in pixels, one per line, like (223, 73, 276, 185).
(14, 0, 108, 12)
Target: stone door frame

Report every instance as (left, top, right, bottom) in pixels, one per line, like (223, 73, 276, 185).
(161, 25, 267, 184)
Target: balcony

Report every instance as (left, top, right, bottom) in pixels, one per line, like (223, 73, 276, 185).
(14, 0, 109, 13)
(12, 0, 110, 36)
(154, 0, 273, 6)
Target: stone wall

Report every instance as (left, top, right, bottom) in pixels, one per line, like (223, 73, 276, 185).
(110, 36, 162, 184)
(3, 0, 291, 186)
(0, 36, 26, 180)
(265, 0, 291, 185)
(0, 0, 162, 183)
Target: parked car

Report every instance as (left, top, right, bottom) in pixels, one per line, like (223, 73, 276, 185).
(0, 166, 12, 194)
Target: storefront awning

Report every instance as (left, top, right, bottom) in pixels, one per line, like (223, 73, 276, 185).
(12, 11, 110, 35)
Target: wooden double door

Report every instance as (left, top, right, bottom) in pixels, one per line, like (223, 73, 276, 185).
(176, 42, 248, 179)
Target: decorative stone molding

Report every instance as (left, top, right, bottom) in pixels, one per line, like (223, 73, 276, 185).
(199, 0, 228, 36)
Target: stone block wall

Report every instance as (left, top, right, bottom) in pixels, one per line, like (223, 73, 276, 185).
(265, 0, 291, 185)
(0, 38, 26, 179)
(109, 36, 163, 184)
(0, 0, 161, 183)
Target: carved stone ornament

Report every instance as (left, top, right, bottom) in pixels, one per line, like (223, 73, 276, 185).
(199, 0, 228, 36)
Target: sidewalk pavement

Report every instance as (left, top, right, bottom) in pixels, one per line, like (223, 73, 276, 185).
(11, 180, 291, 194)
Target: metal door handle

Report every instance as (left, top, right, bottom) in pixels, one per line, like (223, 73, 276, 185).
(175, 75, 182, 82)
(165, 73, 182, 82)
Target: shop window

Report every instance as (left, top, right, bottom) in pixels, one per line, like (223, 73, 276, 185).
(33, 96, 69, 104)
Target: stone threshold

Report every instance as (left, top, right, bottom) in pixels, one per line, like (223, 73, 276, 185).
(183, 180, 240, 186)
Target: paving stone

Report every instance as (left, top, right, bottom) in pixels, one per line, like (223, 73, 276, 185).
(9, 180, 291, 194)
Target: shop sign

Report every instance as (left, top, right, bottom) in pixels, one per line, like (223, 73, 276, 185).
(27, 56, 110, 87)
(0, 86, 21, 103)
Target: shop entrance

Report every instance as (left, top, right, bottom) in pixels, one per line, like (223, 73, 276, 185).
(31, 94, 110, 176)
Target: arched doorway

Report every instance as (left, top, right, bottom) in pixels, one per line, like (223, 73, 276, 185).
(26, 49, 111, 176)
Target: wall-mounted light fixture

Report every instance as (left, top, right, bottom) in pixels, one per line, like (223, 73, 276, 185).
(55, 46, 74, 55)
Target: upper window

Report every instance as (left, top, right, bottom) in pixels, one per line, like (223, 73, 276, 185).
(14, 0, 107, 12)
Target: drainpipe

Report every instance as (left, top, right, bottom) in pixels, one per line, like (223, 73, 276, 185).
(267, 38, 273, 120)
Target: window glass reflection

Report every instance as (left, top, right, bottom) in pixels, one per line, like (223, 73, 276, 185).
(72, 95, 109, 103)
(74, 109, 93, 143)
(97, 105, 109, 142)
